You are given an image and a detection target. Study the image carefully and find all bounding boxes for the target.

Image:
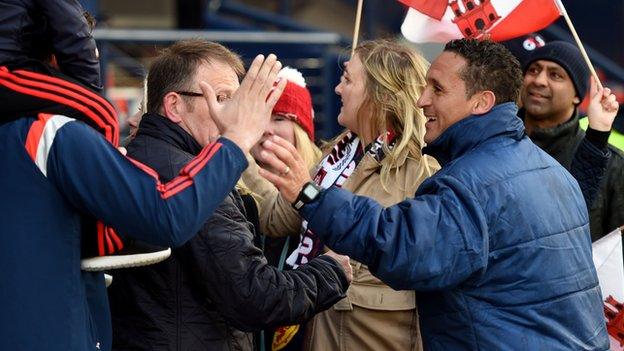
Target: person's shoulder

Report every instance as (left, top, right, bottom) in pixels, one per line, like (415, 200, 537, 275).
(212, 190, 245, 219)
(607, 144, 624, 169)
(41, 114, 102, 143)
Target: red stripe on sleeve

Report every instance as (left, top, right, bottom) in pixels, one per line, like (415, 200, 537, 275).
(124, 142, 223, 200)
(161, 142, 220, 191)
(160, 143, 222, 198)
(126, 157, 161, 180)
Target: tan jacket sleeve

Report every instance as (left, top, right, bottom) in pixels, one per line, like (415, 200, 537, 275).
(241, 155, 302, 237)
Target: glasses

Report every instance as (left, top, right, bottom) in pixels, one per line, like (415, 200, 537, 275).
(176, 90, 231, 103)
(175, 91, 203, 97)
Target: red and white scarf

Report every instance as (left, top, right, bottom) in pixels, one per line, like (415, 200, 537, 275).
(287, 131, 392, 268)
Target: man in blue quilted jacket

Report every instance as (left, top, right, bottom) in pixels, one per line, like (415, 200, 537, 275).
(260, 39, 610, 350)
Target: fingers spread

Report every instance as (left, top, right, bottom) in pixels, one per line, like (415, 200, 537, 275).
(239, 54, 265, 94)
(250, 54, 278, 96)
(266, 78, 287, 111)
(200, 81, 218, 115)
(259, 58, 283, 102)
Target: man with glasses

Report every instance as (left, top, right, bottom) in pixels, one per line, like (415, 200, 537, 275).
(107, 39, 352, 351)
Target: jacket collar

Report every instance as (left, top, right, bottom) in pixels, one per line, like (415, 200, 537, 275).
(518, 108, 581, 146)
(423, 102, 525, 166)
(135, 113, 203, 156)
(518, 109, 584, 165)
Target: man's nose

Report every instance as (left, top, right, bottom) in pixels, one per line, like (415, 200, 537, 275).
(533, 71, 548, 86)
(417, 90, 431, 108)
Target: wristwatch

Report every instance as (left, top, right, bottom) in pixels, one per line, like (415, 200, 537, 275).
(292, 181, 323, 210)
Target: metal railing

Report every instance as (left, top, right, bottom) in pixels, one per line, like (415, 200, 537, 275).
(94, 28, 347, 140)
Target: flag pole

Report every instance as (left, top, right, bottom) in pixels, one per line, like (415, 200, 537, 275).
(555, 0, 603, 89)
(351, 0, 364, 57)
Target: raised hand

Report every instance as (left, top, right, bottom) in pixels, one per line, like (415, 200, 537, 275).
(257, 135, 312, 203)
(587, 76, 619, 132)
(200, 54, 287, 153)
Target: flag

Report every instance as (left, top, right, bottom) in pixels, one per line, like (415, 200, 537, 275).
(400, 0, 562, 43)
(592, 227, 624, 350)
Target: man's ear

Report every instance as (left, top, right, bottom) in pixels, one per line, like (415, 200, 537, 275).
(162, 92, 184, 124)
(472, 90, 496, 115)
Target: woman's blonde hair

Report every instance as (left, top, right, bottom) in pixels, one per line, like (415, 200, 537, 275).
(351, 39, 432, 191)
(293, 124, 322, 168)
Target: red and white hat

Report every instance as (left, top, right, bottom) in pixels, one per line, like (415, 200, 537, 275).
(272, 67, 315, 140)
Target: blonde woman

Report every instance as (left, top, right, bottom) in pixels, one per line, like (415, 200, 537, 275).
(254, 39, 439, 350)
(241, 67, 323, 351)
(243, 67, 321, 238)
(243, 67, 321, 237)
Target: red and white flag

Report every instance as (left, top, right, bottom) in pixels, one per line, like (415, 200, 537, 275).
(400, 0, 562, 43)
(592, 227, 624, 350)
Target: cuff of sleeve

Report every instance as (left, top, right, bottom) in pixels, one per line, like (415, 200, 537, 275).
(585, 127, 610, 151)
(298, 187, 332, 219)
(218, 136, 249, 170)
(313, 255, 350, 292)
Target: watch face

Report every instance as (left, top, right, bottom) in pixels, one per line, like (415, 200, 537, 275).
(303, 184, 319, 198)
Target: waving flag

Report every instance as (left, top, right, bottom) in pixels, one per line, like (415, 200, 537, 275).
(592, 227, 624, 350)
(400, 0, 561, 43)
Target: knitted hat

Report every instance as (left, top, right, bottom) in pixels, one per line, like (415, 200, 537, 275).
(524, 41, 590, 101)
(272, 67, 315, 140)
(502, 33, 546, 66)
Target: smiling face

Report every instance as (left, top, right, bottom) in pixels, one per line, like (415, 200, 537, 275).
(521, 60, 579, 126)
(417, 51, 479, 144)
(335, 54, 369, 137)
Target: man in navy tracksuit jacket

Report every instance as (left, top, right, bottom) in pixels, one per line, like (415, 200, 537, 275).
(0, 116, 248, 349)
(0, 3, 287, 346)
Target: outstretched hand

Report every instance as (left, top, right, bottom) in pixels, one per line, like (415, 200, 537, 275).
(199, 54, 287, 153)
(257, 135, 312, 204)
(587, 76, 619, 132)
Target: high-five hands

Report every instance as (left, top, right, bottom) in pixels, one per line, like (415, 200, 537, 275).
(200, 54, 287, 154)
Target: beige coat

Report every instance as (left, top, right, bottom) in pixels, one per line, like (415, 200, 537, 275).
(243, 145, 439, 351)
